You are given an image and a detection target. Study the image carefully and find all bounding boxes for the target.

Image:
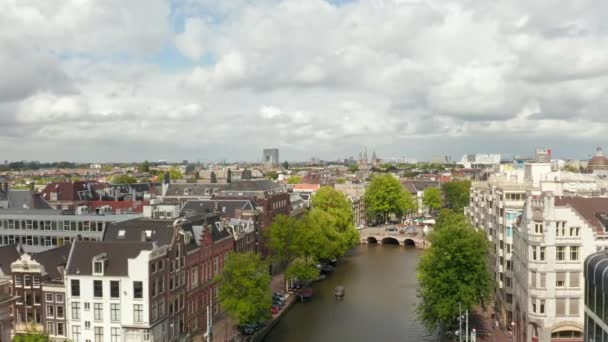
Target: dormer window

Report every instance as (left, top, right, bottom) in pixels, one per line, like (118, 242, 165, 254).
(94, 261, 103, 274)
(92, 253, 107, 275)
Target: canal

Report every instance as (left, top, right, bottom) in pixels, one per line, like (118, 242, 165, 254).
(264, 243, 432, 342)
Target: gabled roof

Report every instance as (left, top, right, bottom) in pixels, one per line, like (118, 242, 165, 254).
(164, 183, 228, 196)
(555, 197, 608, 235)
(66, 240, 154, 276)
(225, 179, 283, 192)
(402, 180, 440, 193)
(31, 245, 71, 280)
(5, 190, 53, 210)
(181, 199, 257, 217)
(0, 245, 21, 276)
(41, 181, 99, 202)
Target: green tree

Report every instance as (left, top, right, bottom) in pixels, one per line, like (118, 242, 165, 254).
(111, 174, 137, 184)
(12, 323, 49, 342)
(441, 180, 471, 212)
(287, 176, 302, 184)
(564, 165, 579, 172)
(311, 186, 359, 249)
(417, 211, 493, 333)
(422, 187, 442, 214)
(168, 168, 183, 180)
(348, 164, 359, 173)
(267, 215, 298, 265)
(282, 161, 289, 170)
(265, 171, 278, 180)
(292, 209, 343, 261)
(285, 257, 319, 282)
(335, 178, 346, 184)
(216, 252, 272, 325)
(364, 174, 417, 224)
(138, 160, 150, 173)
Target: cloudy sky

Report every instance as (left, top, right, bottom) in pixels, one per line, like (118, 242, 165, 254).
(2, 0, 607, 162)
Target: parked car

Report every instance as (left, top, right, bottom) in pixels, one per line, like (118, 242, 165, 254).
(385, 226, 398, 232)
(271, 306, 280, 314)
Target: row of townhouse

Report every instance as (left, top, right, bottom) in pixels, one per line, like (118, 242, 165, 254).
(1, 202, 259, 342)
(467, 160, 608, 342)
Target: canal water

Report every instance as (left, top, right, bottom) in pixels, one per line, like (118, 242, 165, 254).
(264, 243, 433, 342)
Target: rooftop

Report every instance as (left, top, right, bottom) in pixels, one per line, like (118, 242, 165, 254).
(66, 240, 154, 276)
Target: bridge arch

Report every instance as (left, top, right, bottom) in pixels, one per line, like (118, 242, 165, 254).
(366, 236, 378, 244)
(381, 237, 400, 245)
(403, 239, 416, 247)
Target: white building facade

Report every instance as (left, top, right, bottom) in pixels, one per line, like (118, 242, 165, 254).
(512, 194, 608, 342)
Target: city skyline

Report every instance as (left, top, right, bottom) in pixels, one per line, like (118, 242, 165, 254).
(2, 0, 608, 161)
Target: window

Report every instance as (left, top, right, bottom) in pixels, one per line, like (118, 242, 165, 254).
(94, 303, 103, 321)
(540, 247, 545, 261)
(556, 272, 566, 287)
(94, 327, 103, 342)
(46, 305, 54, 318)
(570, 227, 580, 237)
(134, 304, 143, 322)
(94, 261, 103, 274)
(57, 305, 64, 319)
(556, 298, 566, 316)
(57, 323, 65, 336)
(133, 281, 143, 299)
(111, 328, 120, 342)
(570, 246, 579, 261)
(71, 302, 80, 320)
(33, 276, 40, 287)
(71, 280, 80, 297)
(532, 300, 537, 313)
(540, 299, 545, 314)
(111, 304, 120, 321)
(46, 293, 54, 302)
(110, 281, 120, 298)
(84, 302, 90, 311)
(570, 272, 580, 288)
(15, 275, 23, 287)
(94, 280, 103, 298)
(535, 223, 543, 233)
(56, 294, 64, 302)
(72, 326, 81, 342)
(85, 321, 91, 330)
(570, 298, 579, 315)
(532, 246, 537, 260)
(24, 275, 32, 287)
(556, 246, 565, 261)
(47, 322, 55, 336)
(551, 331, 583, 339)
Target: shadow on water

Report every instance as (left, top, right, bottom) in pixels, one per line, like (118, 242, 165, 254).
(264, 244, 434, 342)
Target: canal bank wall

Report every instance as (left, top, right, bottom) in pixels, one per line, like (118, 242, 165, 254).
(250, 290, 300, 342)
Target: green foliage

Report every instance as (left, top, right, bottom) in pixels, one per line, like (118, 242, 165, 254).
(364, 174, 417, 224)
(168, 168, 183, 180)
(348, 164, 359, 173)
(286, 257, 319, 282)
(435, 208, 456, 229)
(267, 215, 298, 264)
(335, 178, 346, 184)
(12, 323, 49, 342)
(282, 161, 289, 170)
(138, 160, 150, 173)
(287, 176, 302, 184)
(417, 211, 493, 332)
(441, 180, 471, 212)
(422, 187, 442, 213)
(111, 174, 137, 184)
(265, 171, 278, 180)
(216, 252, 272, 325)
(564, 165, 579, 173)
(101, 164, 114, 172)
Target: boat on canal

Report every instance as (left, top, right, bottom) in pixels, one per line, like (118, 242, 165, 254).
(335, 286, 345, 300)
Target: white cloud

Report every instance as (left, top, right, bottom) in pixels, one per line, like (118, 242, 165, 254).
(2, 0, 608, 161)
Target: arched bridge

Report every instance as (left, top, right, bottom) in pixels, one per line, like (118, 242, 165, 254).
(359, 227, 430, 249)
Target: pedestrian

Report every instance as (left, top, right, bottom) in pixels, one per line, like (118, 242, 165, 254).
(494, 319, 499, 330)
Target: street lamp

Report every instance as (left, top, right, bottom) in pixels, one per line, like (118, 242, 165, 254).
(511, 321, 515, 342)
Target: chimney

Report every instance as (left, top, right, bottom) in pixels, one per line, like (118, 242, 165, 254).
(227, 169, 232, 183)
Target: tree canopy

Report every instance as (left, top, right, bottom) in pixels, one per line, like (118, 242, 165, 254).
(267, 215, 298, 265)
(287, 175, 302, 184)
(282, 161, 289, 170)
(216, 252, 272, 325)
(12, 324, 49, 342)
(441, 180, 471, 212)
(111, 174, 137, 184)
(422, 187, 442, 214)
(265, 171, 278, 180)
(311, 186, 358, 247)
(417, 211, 493, 333)
(363, 174, 417, 224)
(138, 160, 150, 173)
(348, 164, 359, 173)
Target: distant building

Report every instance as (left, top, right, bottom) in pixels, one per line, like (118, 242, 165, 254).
(535, 148, 552, 163)
(402, 180, 441, 215)
(263, 149, 280, 166)
(588, 147, 608, 174)
(458, 154, 501, 168)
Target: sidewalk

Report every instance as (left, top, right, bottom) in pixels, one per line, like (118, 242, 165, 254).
(470, 307, 513, 342)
